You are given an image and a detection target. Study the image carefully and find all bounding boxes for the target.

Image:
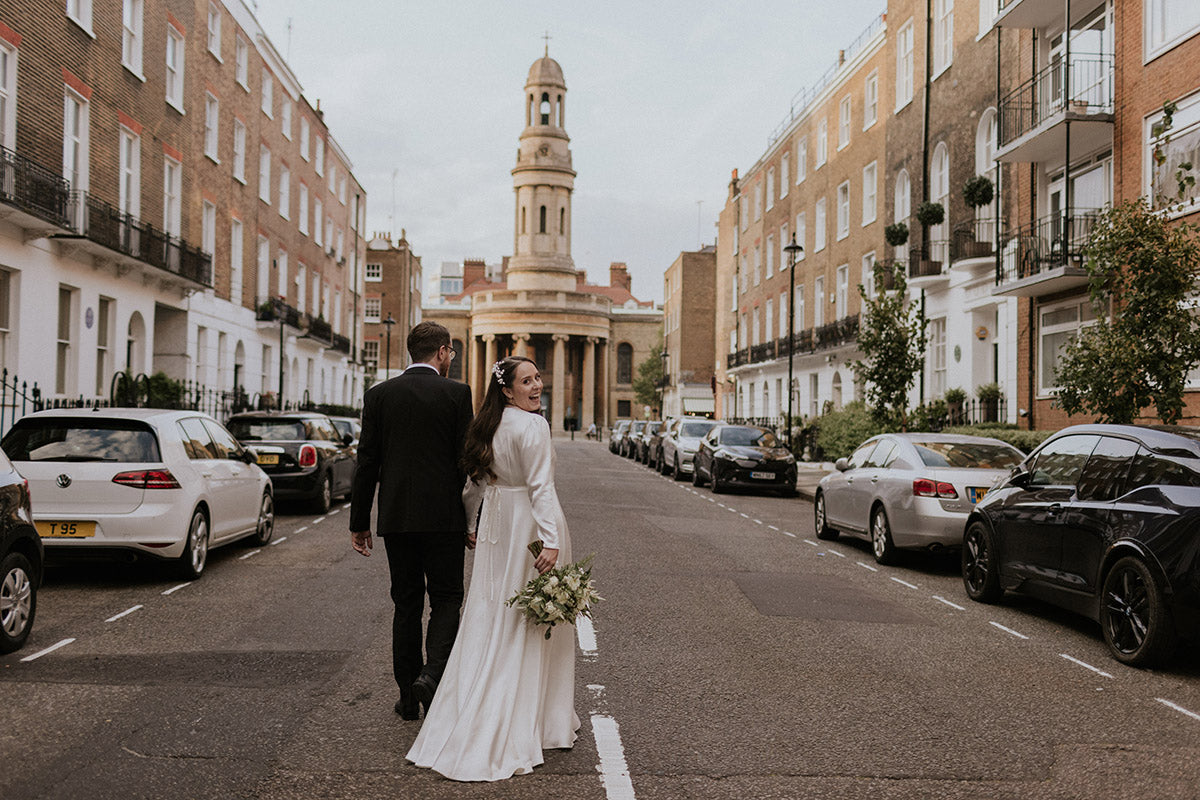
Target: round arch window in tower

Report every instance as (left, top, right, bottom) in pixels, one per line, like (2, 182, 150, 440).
(540, 92, 551, 125)
(539, 205, 547, 234)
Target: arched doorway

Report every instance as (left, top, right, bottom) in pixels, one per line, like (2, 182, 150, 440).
(126, 312, 147, 375)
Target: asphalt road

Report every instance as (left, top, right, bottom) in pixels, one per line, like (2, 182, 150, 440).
(3, 440, 1199, 800)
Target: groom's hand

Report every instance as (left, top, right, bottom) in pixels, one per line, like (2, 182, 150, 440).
(350, 529, 373, 556)
(466, 531, 477, 550)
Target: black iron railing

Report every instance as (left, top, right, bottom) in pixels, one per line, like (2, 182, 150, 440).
(996, 210, 1099, 286)
(0, 145, 71, 228)
(257, 296, 307, 330)
(331, 333, 351, 354)
(908, 247, 949, 278)
(728, 315, 860, 370)
(951, 218, 1005, 262)
(999, 54, 1113, 148)
(750, 341, 777, 363)
(307, 316, 332, 343)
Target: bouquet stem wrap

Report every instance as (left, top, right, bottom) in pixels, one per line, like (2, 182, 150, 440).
(506, 544, 601, 639)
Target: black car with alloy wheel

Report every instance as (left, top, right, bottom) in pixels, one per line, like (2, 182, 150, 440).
(692, 424, 797, 496)
(0, 447, 40, 654)
(962, 424, 1200, 667)
(226, 411, 356, 513)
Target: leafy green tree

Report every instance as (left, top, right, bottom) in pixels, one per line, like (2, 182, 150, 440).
(852, 262, 928, 429)
(632, 343, 664, 415)
(1054, 198, 1200, 423)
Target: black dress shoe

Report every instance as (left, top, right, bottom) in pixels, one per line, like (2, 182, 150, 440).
(411, 674, 437, 713)
(394, 695, 419, 720)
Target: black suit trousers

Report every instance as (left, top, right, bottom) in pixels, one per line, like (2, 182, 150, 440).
(382, 532, 465, 691)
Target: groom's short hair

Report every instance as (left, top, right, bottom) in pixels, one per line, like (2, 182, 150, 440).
(408, 321, 451, 362)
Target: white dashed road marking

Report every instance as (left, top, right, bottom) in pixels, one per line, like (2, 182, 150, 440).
(768, 525, 779, 531)
(105, 605, 143, 623)
(804, 539, 819, 547)
(990, 621, 1030, 640)
(828, 549, 846, 558)
(576, 615, 597, 658)
(239, 549, 262, 560)
(891, 577, 919, 589)
(312, 516, 327, 524)
(1059, 653, 1113, 679)
(932, 595, 965, 611)
(592, 714, 636, 800)
(161, 583, 191, 596)
(270, 537, 287, 546)
(857, 561, 879, 572)
(1157, 698, 1200, 723)
(21, 638, 76, 662)
(295, 526, 309, 533)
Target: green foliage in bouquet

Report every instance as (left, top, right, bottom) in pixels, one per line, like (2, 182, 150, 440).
(507, 548, 601, 639)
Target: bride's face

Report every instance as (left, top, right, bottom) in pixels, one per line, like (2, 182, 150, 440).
(503, 361, 542, 412)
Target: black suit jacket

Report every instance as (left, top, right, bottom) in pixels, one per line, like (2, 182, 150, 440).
(350, 366, 474, 534)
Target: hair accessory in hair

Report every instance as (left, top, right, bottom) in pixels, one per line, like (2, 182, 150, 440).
(491, 360, 506, 386)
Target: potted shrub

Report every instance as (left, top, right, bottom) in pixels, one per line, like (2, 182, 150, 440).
(960, 176, 996, 258)
(915, 201, 945, 228)
(944, 387, 967, 424)
(976, 382, 1002, 423)
(884, 222, 909, 247)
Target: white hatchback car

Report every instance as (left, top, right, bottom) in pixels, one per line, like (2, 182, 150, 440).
(0, 408, 274, 579)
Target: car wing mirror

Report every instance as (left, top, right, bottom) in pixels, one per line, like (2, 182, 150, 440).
(1008, 468, 1031, 489)
(835, 457, 850, 472)
(241, 450, 258, 465)
(342, 433, 355, 446)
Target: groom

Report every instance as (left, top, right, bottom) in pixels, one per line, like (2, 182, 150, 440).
(350, 321, 474, 720)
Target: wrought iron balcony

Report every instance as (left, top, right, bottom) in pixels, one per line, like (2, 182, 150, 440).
(750, 341, 778, 363)
(307, 316, 333, 344)
(815, 314, 859, 349)
(908, 243, 950, 281)
(951, 219, 1005, 263)
(997, 54, 1113, 162)
(994, 210, 1098, 297)
(256, 296, 307, 330)
(68, 191, 213, 288)
(0, 145, 72, 229)
(331, 333, 352, 354)
(726, 349, 749, 368)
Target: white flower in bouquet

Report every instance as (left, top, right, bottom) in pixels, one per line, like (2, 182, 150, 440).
(505, 545, 601, 639)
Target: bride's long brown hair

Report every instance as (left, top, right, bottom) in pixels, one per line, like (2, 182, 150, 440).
(462, 356, 536, 483)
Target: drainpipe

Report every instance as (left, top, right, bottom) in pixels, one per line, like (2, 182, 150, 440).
(919, 0, 934, 406)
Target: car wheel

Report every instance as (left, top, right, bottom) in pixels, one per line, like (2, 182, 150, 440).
(0, 551, 36, 654)
(962, 521, 1002, 603)
(692, 461, 706, 488)
(673, 457, 684, 481)
(314, 473, 333, 514)
(814, 491, 838, 541)
(1101, 556, 1175, 667)
(711, 465, 725, 493)
(178, 509, 210, 580)
(250, 492, 275, 546)
(871, 506, 898, 565)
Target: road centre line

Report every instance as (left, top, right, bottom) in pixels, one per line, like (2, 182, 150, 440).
(829, 549, 846, 558)
(1059, 653, 1113, 679)
(857, 561, 879, 572)
(932, 595, 965, 610)
(294, 526, 309, 533)
(1156, 698, 1200, 723)
(239, 549, 262, 560)
(782, 531, 797, 537)
(576, 615, 598, 658)
(706, 497, 715, 503)
(990, 621, 1030, 640)
(161, 582, 191, 596)
(592, 714, 637, 800)
(270, 536, 287, 545)
(768, 524, 779, 530)
(753, 519, 762, 524)
(312, 516, 327, 524)
(21, 638, 76, 662)
(716, 503, 726, 508)
(891, 577, 919, 589)
(327, 508, 341, 515)
(105, 605, 143, 623)
(739, 512, 749, 519)
(804, 539, 819, 547)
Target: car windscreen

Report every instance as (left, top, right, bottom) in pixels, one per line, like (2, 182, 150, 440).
(1, 419, 161, 462)
(227, 419, 310, 441)
(331, 420, 355, 438)
(913, 441, 1023, 469)
(681, 422, 717, 437)
(720, 427, 778, 447)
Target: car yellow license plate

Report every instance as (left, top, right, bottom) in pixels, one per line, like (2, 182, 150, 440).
(256, 454, 280, 465)
(750, 471, 774, 480)
(967, 487, 988, 504)
(37, 521, 96, 538)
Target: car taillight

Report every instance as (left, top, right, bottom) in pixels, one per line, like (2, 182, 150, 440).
(298, 444, 318, 468)
(112, 469, 182, 489)
(913, 478, 958, 499)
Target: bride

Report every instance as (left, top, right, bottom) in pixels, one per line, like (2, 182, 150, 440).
(406, 355, 581, 781)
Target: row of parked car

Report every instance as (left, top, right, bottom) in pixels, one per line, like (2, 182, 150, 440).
(610, 416, 798, 495)
(610, 418, 1200, 668)
(0, 407, 362, 655)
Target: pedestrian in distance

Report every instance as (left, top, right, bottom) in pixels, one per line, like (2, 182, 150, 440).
(349, 321, 473, 721)
(406, 355, 580, 781)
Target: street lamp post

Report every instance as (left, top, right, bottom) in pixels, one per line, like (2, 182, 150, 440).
(659, 348, 668, 417)
(383, 312, 396, 381)
(782, 234, 804, 451)
(276, 289, 285, 410)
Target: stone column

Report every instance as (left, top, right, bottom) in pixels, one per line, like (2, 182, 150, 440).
(598, 338, 609, 428)
(514, 333, 530, 358)
(482, 334, 497, 408)
(467, 333, 482, 409)
(551, 334, 568, 433)
(582, 336, 597, 428)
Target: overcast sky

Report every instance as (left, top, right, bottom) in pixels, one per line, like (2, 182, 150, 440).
(251, 1, 885, 304)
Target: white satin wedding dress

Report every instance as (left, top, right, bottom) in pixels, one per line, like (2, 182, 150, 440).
(406, 405, 580, 781)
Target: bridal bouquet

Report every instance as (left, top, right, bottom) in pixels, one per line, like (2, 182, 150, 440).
(506, 541, 601, 639)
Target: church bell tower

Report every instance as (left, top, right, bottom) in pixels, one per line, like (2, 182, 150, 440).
(508, 49, 577, 292)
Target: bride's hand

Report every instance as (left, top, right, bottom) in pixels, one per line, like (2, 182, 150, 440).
(534, 546, 558, 574)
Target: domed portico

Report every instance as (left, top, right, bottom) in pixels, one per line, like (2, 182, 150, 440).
(425, 51, 662, 433)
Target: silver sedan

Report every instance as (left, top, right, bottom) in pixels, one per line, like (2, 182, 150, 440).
(814, 433, 1024, 564)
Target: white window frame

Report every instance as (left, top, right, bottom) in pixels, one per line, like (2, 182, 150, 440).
(261, 69, 274, 118)
(118, 126, 140, 217)
(299, 117, 310, 160)
(835, 264, 849, 320)
(364, 297, 381, 323)
(739, 194, 749, 230)
(779, 290, 788, 338)
(232, 118, 246, 182)
(796, 284, 805, 331)
(780, 153, 790, 196)
(766, 234, 775, 277)
(836, 181, 850, 240)
(165, 26, 184, 112)
(121, 0, 144, 77)
(897, 20, 914, 110)
(278, 163, 290, 220)
(814, 198, 827, 252)
(1145, 89, 1200, 214)
(281, 100, 292, 140)
(277, 250, 288, 297)
(930, 317, 947, 396)
(366, 262, 382, 282)
(797, 136, 808, 183)
(861, 251, 877, 299)
(314, 198, 324, 246)
(766, 167, 776, 210)
(816, 119, 828, 167)
(296, 264, 306, 314)
(66, 0, 93, 35)
(256, 236, 269, 302)
(315, 137, 325, 176)
(299, 184, 309, 235)
(864, 70, 878, 129)
(795, 212, 807, 259)
(838, 95, 852, 150)
(862, 161, 878, 225)
(1038, 298, 1096, 395)
(163, 156, 181, 237)
(979, 0, 999, 38)
(235, 35, 249, 88)
(933, 0, 954, 77)
(206, 2, 221, 59)
(62, 89, 89, 193)
(230, 216, 244, 306)
(754, 181, 762, 221)
(0, 42, 15, 151)
(753, 245, 761, 286)
(201, 200, 216, 255)
(765, 299, 774, 345)
(203, 92, 219, 161)
(1145, 0, 1200, 61)
(258, 145, 271, 204)
(814, 276, 825, 327)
